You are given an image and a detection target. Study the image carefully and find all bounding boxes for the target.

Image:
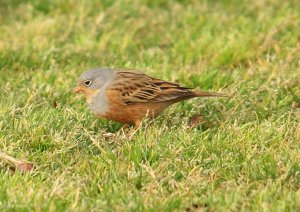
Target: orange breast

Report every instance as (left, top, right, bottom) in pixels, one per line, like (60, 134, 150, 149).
(98, 90, 171, 125)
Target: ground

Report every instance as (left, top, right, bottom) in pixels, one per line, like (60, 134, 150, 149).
(0, 0, 300, 211)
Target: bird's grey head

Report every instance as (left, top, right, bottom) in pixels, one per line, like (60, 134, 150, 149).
(77, 67, 116, 90)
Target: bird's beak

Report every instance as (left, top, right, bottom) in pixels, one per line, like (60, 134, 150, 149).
(73, 86, 84, 94)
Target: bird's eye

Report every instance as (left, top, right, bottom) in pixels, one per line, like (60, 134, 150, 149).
(84, 80, 92, 87)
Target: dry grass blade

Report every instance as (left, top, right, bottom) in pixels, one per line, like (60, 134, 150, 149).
(0, 151, 34, 173)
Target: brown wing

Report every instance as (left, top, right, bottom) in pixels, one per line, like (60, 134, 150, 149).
(107, 70, 194, 105)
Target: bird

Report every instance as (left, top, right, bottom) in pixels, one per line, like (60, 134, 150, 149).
(74, 67, 227, 131)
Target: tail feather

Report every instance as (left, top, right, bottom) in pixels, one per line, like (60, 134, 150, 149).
(193, 91, 229, 97)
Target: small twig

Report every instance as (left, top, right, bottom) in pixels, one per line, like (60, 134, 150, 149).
(0, 151, 33, 172)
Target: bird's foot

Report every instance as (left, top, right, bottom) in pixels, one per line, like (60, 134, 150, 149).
(102, 123, 142, 140)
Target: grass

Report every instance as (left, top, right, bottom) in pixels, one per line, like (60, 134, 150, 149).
(0, 0, 300, 211)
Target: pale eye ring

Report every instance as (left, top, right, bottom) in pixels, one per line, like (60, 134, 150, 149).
(84, 80, 92, 87)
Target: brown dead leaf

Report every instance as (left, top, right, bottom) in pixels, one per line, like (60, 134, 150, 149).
(291, 101, 299, 109)
(52, 100, 58, 108)
(17, 162, 34, 172)
(188, 115, 205, 128)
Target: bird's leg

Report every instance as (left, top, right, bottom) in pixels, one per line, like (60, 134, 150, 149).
(104, 122, 142, 139)
(116, 124, 131, 136)
(133, 121, 142, 131)
(103, 124, 130, 138)
(126, 120, 142, 139)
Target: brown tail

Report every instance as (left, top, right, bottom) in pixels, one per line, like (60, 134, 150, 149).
(170, 90, 229, 103)
(193, 91, 229, 97)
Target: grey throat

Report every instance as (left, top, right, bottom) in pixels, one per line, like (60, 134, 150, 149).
(86, 68, 116, 116)
(88, 89, 110, 116)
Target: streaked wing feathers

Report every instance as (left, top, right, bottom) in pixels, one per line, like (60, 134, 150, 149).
(107, 71, 193, 105)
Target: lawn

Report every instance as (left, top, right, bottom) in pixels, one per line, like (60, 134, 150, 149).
(0, 0, 300, 211)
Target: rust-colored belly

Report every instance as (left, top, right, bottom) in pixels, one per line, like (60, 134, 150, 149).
(99, 102, 169, 125)
(97, 89, 172, 125)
